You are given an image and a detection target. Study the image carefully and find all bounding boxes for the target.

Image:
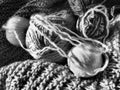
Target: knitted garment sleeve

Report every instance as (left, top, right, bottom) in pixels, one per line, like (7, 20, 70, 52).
(0, 57, 120, 90)
(0, 0, 66, 26)
(14, 0, 68, 19)
(0, 60, 85, 90)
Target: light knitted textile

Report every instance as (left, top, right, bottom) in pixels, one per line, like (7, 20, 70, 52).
(0, 60, 91, 90)
(0, 57, 120, 90)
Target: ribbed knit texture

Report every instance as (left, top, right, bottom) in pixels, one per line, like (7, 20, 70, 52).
(1, 60, 84, 90)
(0, 60, 109, 90)
(0, 53, 120, 90)
(0, 0, 120, 90)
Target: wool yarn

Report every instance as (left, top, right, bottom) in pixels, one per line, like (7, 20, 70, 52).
(0, 57, 120, 90)
(0, 0, 70, 67)
(22, 10, 75, 63)
(0, 0, 120, 90)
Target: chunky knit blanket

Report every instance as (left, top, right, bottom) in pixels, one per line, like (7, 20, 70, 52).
(0, 0, 120, 90)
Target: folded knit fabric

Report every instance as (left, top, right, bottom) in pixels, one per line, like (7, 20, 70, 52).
(0, 60, 88, 90)
(0, 57, 120, 90)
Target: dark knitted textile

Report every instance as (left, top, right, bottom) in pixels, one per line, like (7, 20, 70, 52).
(0, 0, 120, 90)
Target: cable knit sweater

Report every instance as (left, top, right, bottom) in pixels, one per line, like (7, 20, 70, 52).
(0, 0, 120, 90)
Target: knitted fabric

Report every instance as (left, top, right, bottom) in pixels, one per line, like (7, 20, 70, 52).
(0, 56, 120, 90)
(0, 60, 83, 90)
(0, 0, 120, 90)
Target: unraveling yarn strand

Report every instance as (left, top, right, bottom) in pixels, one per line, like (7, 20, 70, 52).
(13, 12, 109, 60)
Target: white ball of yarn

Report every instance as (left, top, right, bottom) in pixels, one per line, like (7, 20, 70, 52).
(3, 16, 29, 46)
(67, 43, 109, 77)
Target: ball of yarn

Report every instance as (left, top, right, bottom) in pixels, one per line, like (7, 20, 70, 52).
(24, 10, 76, 61)
(2, 16, 29, 46)
(67, 43, 109, 77)
(76, 5, 109, 42)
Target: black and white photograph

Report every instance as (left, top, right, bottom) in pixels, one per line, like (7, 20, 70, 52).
(0, 0, 120, 90)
